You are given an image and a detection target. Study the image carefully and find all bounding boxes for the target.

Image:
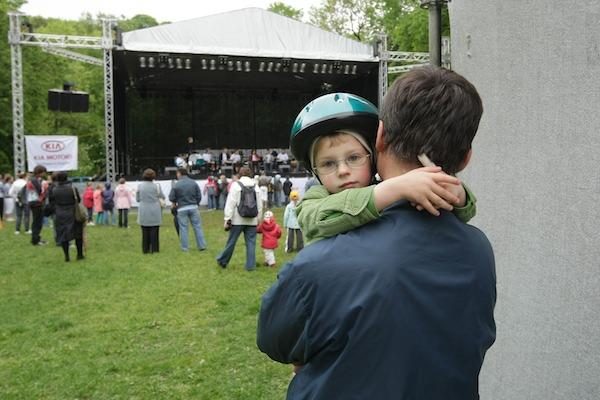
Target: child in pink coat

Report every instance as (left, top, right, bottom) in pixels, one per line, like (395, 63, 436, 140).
(256, 210, 282, 267)
(93, 184, 104, 225)
(114, 178, 134, 228)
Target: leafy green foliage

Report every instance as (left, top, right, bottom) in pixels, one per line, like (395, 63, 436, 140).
(267, 2, 304, 21)
(309, 0, 386, 42)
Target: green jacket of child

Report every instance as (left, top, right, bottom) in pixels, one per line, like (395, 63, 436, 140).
(297, 184, 477, 245)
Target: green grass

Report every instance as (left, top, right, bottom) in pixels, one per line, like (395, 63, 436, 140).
(0, 208, 296, 399)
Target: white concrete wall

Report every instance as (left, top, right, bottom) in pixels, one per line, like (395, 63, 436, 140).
(449, 1, 600, 399)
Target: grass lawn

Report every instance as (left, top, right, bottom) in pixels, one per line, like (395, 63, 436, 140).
(0, 208, 297, 399)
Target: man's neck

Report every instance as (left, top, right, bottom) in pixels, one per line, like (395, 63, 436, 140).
(378, 154, 420, 180)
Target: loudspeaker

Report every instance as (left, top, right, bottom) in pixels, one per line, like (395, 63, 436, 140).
(48, 89, 89, 112)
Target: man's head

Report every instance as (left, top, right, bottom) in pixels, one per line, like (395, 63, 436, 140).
(33, 165, 47, 177)
(238, 166, 252, 177)
(377, 66, 483, 176)
(176, 167, 188, 179)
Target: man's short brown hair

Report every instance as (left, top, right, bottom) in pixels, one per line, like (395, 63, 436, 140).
(379, 66, 483, 174)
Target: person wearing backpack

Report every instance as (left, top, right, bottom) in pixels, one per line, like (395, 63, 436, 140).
(216, 166, 262, 270)
(26, 165, 48, 245)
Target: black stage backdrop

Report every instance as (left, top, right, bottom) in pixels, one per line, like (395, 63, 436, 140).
(113, 51, 379, 176)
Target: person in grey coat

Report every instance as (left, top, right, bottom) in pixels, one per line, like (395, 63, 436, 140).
(136, 168, 165, 254)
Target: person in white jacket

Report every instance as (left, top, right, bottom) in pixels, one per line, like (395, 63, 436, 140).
(9, 172, 30, 234)
(216, 166, 263, 270)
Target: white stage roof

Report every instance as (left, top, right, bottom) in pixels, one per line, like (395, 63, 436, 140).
(122, 8, 378, 62)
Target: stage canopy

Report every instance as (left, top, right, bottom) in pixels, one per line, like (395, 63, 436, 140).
(113, 8, 380, 176)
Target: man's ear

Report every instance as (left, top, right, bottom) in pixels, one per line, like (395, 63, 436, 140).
(375, 121, 386, 152)
(457, 148, 473, 172)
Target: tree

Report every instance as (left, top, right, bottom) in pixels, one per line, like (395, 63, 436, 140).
(267, 2, 303, 21)
(309, 0, 386, 42)
(118, 14, 159, 31)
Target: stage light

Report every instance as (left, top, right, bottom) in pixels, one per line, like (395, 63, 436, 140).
(210, 59, 216, 70)
(300, 63, 306, 73)
(292, 62, 298, 73)
(333, 60, 342, 73)
(201, 59, 208, 70)
(275, 62, 281, 72)
(267, 62, 273, 72)
(218, 56, 227, 70)
(259, 61, 265, 72)
(282, 58, 291, 72)
(176, 58, 183, 69)
(351, 65, 357, 74)
(148, 57, 155, 68)
(321, 64, 327, 74)
(139, 57, 146, 68)
(227, 60, 234, 71)
(344, 65, 350, 74)
(244, 61, 251, 72)
(236, 60, 242, 71)
(313, 63, 319, 73)
(185, 59, 192, 69)
(168, 58, 174, 69)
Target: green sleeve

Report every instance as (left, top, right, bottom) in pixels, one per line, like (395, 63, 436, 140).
(296, 185, 379, 245)
(452, 183, 477, 223)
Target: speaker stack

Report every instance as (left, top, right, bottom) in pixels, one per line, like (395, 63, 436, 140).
(48, 82, 89, 113)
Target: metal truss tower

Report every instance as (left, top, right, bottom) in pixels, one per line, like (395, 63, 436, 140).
(7, 12, 116, 182)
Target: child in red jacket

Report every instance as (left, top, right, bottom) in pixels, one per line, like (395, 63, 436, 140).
(256, 210, 282, 267)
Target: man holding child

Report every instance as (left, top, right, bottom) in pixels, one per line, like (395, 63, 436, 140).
(257, 66, 496, 399)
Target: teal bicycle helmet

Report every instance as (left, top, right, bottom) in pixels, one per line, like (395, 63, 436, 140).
(290, 93, 379, 171)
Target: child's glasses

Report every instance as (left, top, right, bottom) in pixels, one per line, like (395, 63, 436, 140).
(314, 153, 371, 175)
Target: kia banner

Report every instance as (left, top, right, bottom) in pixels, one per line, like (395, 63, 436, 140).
(25, 135, 78, 172)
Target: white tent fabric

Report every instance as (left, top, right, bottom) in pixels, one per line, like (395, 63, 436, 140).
(122, 8, 377, 62)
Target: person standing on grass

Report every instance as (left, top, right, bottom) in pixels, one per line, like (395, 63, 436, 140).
(258, 67, 496, 399)
(101, 182, 115, 225)
(257, 210, 282, 267)
(82, 182, 95, 225)
(114, 178, 134, 228)
(10, 172, 30, 234)
(169, 168, 206, 252)
(283, 190, 303, 253)
(216, 166, 262, 270)
(93, 184, 104, 225)
(136, 168, 164, 254)
(0, 173, 6, 229)
(47, 171, 85, 262)
(26, 165, 48, 245)
(204, 176, 218, 210)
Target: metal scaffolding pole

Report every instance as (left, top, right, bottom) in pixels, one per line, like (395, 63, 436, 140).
(376, 34, 388, 107)
(420, 0, 449, 68)
(102, 19, 116, 183)
(8, 13, 25, 175)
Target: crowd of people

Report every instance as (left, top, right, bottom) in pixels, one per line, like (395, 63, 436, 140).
(175, 144, 298, 177)
(0, 165, 303, 264)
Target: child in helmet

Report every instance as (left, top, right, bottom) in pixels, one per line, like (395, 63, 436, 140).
(257, 210, 282, 267)
(290, 92, 476, 245)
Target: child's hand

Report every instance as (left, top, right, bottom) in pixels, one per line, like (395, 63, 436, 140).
(397, 167, 461, 216)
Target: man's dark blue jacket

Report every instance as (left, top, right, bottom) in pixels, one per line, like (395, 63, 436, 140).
(257, 202, 496, 400)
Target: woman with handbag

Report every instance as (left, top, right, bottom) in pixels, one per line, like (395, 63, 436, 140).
(136, 168, 165, 254)
(47, 171, 85, 262)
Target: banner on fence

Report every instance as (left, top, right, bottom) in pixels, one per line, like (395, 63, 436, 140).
(25, 135, 78, 172)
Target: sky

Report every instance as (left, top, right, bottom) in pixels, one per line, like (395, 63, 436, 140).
(19, 0, 323, 23)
